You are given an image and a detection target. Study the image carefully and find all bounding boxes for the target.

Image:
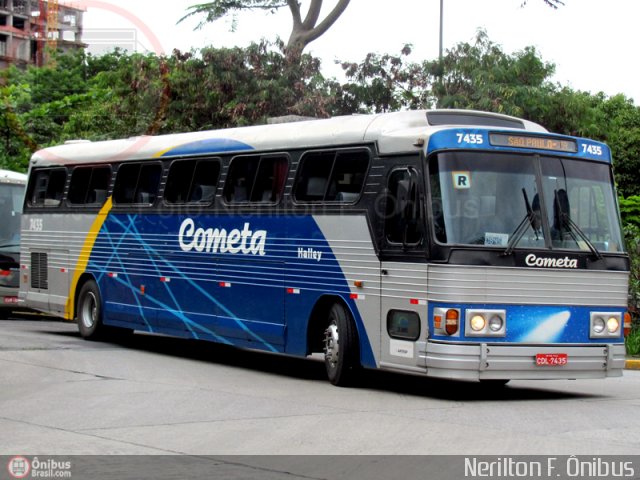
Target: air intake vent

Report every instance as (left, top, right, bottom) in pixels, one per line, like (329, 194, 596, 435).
(427, 111, 524, 129)
(30, 252, 48, 290)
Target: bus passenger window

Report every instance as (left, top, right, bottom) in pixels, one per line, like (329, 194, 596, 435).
(294, 149, 369, 203)
(165, 159, 220, 205)
(113, 163, 161, 205)
(28, 169, 66, 207)
(68, 166, 111, 206)
(224, 155, 288, 204)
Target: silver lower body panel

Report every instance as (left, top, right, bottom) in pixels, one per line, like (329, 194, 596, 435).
(422, 341, 625, 380)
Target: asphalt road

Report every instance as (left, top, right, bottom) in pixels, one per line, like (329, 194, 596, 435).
(1, 315, 640, 457)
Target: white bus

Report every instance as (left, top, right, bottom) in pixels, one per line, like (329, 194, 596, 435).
(20, 110, 630, 385)
(1, 169, 27, 318)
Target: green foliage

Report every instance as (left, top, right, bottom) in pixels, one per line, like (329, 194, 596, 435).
(0, 42, 338, 172)
(180, 0, 288, 30)
(619, 196, 640, 227)
(627, 328, 640, 356)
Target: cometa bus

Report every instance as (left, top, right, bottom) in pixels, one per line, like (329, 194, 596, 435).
(20, 110, 631, 386)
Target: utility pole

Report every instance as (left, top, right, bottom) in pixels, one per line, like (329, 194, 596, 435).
(437, 0, 444, 106)
(439, 0, 444, 63)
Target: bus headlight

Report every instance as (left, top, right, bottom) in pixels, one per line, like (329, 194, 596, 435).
(470, 315, 486, 332)
(607, 317, 620, 334)
(465, 309, 506, 337)
(489, 315, 504, 332)
(592, 317, 606, 334)
(590, 312, 622, 338)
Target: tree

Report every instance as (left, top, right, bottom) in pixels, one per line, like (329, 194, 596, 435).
(179, 0, 350, 54)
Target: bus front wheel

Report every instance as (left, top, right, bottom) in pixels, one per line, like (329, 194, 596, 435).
(323, 303, 359, 387)
(77, 280, 106, 340)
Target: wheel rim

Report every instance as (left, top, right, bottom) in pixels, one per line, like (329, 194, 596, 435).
(324, 320, 339, 368)
(81, 291, 97, 329)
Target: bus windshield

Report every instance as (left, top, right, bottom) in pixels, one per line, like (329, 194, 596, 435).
(0, 183, 24, 251)
(429, 152, 624, 253)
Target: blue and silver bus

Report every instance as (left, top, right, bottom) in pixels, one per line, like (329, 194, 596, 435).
(20, 110, 630, 385)
(0, 169, 27, 318)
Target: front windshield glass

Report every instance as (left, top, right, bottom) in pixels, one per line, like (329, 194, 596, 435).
(540, 157, 624, 253)
(0, 183, 24, 250)
(429, 152, 624, 253)
(429, 152, 545, 248)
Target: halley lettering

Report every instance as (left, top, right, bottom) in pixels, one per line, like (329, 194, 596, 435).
(525, 253, 578, 269)
(297, 247, 323, 262)
(179, 218, 267, 256)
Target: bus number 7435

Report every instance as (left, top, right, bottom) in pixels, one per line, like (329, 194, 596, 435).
(456, 133, 484, 145)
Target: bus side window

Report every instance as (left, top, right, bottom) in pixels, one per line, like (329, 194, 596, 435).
(385, 168, 423, 245)
(165, 159, 220, 205)
(294, 149, 369, 203)
(224, 155, 288, 204)
(68, 166, 111, 206)
(113, 162, 161, 205)
(29, 169, 66, 208)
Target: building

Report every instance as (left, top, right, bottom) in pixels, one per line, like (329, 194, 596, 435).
(0, 0, 85, 68)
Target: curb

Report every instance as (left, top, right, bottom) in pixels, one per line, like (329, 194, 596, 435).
(626, 358, 640, 370)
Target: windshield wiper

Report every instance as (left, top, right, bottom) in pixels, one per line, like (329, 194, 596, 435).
(502, 189, 540, 256)
(554, 189, 603, 260)
(0, 242, 19, 250)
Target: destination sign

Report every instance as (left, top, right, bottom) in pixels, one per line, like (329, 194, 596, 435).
(489, 133, 578, 153)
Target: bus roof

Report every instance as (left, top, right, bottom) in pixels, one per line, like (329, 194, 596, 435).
(0, 169, 27, 184)
(30, 109, 548, 167)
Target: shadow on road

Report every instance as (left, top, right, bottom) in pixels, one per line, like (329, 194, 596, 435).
(39, 322, 604, 403)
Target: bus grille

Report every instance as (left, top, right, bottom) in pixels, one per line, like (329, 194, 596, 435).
(30, 252, 48, 290)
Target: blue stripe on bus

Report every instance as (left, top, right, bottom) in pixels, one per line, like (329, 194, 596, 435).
(85, 213, 376, 366)
(428, 303, 625, 344)
(160, 138, 254, 157)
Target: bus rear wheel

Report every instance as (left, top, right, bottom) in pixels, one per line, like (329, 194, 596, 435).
(323, 302, 359, 387)
(77, 280, 106, 340)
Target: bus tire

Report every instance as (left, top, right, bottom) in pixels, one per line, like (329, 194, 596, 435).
(77, 280, 106, 340)
(323, 302, 359, 387)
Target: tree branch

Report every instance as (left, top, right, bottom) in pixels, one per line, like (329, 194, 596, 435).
(287, 0, 303, 27)
(289, 0, 350, 50)
(302, 0, 322, 29)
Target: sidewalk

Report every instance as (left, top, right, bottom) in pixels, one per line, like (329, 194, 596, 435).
(626, 357, 640, 370)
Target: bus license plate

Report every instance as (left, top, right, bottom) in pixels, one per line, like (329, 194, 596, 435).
(536, 353, 568, 366)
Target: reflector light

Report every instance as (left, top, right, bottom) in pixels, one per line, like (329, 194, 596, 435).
(445, 309, 459, 335)
(624, 312, 632, 337)
(0, 270, 9, 277)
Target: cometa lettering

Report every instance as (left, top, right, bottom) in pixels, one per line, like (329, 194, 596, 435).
(179, 218, 267, 256)
(525, 253, 578, 269)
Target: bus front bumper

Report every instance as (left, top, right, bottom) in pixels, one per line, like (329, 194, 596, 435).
(423, 341, 626, 380)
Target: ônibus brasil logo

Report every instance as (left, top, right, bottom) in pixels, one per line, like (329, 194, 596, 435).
(7, 456, 30, 479)
(179, 219, 267, 256)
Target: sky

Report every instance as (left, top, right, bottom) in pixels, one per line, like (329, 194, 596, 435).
(78, 0, 640, 103)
